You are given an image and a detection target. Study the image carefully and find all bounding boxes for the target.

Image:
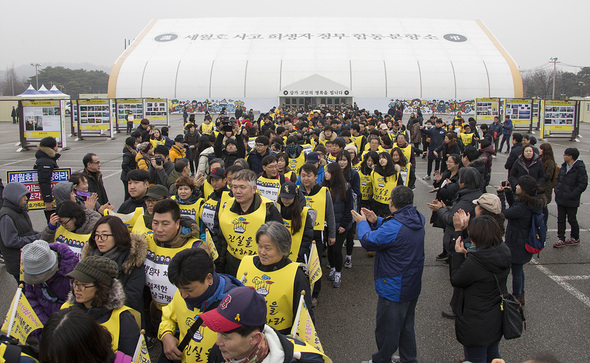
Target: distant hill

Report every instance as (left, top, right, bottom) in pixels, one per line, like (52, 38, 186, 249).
(8, 62, 111, 80)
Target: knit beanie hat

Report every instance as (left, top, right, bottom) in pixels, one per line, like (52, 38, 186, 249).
(344, 144, 358, 155)
(517, 175, 538, 197)
(22, 240, 59, 285)
(39, 137, 57, 149)
(67, 256, 118, 287)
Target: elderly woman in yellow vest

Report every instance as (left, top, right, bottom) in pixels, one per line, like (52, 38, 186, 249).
(63, 256, 140, 356)
(236, 221, 314, 334)
(172, 175, 204, 223)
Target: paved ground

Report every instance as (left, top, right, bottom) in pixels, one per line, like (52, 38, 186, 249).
(0, 116, 588, 362)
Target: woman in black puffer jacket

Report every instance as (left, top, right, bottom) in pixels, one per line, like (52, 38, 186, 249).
(508, 144, 545, 189)
(451, 215, 511, 363)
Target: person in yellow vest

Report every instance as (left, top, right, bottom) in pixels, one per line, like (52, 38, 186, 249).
(159, 248, 242, 363)
(214, 169, 283, 277)
(391, 147, 416, 190)
(149, 128, 166, 150)
(200, 115, 215, 135)
(358, 151, 378, 211)
(371, 152, 402, 217)
(285, 135, 306, 174)
(201, 167, 230, 234)
(41, 200, 102, 243)
(345, 144, 361, 172)
(64, 256, 140, 356)
(170, 135, 187, 162)
(276, 152, 298, 183)
(118, 169, 149, 214)
(173, 176, 204, 222)
(276, 182, 314, 262)
(256, 155, 287, 202)
(318, 126, 336, 146)
(237, 221, 313, 334)
(135, 141, 153, 171)
(201, 286, 330, 363)
(459, 124, 478, 148)
(394, 134, 416, 168)
(363, 135, 384, 156)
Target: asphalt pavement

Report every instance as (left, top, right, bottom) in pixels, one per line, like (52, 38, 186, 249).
(0, 116, 588, 363)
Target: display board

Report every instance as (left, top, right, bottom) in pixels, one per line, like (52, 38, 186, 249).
(6, 168, 72, 210)
(19, 99, 68, 150)
(503, 99, 532, 131)
(532, 100, 541, 129)
(75, 99, 115, 139)
(540, 100, 578, 139)
(144, 98, 169, 126)
(475, 98, 500, 122)
(116, 98, 144, 129)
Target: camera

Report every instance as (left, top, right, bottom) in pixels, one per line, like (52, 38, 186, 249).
(155, 156, 164, 166)
(220, 117, 235, 132)
(501, 181, 508, 187)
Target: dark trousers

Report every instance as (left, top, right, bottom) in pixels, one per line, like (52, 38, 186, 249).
(328, 231, 346, 272)
(557, 204, 580, 240)
(511, 263, 524, 298)
(186, 148, 197, 174)
(427, 156, 441, 176)
(126, 122, 133, 134)
(412, 142, 422, 155)
(499, 134, 511, 153)
(373, 202, 390, 218)
(493, 136, 500, 153)
(372, 296, 418, 363)
(345, 225, 355, 256)
(463, 340, 501, 363)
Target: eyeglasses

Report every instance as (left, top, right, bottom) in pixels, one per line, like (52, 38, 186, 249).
(90, 160, 101, 164)
(146, 198, 167, 205)
(71, 280, 95, 291)
(94, 233, 113, 241)
(59, 218, 73, 226)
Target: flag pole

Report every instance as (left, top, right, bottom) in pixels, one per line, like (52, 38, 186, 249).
(240, 271, 248, 283)
(132, 329, 146, 362)
(6, 285, 23, 337)
(290, 290, 305, 338)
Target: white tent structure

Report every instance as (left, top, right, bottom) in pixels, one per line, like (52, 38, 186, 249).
(108, 17, 522, 111)
(17, 85, 40, 97)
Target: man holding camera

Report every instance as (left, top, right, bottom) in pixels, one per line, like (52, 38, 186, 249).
(214, 118, 246, 167)
(151, 145, 175, 187)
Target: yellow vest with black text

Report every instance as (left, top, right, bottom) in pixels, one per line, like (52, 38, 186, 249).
(105, 207, 143, 231)
(357, 169, 372, 201)
(200, 191, 231, 233)
(172, 195, 204, 223)
(371, 170, 400, 205)
(398, 162, 412, 187)
(256, 176, 282, 203)
(237, 256, 297, 331)
(327, 153, 337, 164)
(289, 152, 306, 174)
(351, 161, 361, 173)
(459, 132, 474, 146)
(54, 226, 90, 260)
(394, 144, 413, 164)
(201, 122, 214, 135)
(282, 206, 309, 261)
(304, 187, 328, 231)
(61, 303, 140, 353)
(218, 197, 270, 259)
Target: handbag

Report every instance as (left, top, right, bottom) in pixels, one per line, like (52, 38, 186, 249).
(494, 274, 526, 340)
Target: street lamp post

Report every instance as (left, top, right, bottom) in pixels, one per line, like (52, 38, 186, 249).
(30, 63, 41, 89)
(549, 57, 558, 99)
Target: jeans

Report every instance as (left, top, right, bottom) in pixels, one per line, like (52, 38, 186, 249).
(499, 134, 511, 153)
(328, 231, 346, 272)
(463, 341, 501, 363)
(372, 297, 418, 363)
(557, 204, 579, 240)
(511, 263, 524, 298)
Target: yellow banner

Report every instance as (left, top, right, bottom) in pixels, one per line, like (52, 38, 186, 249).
(145, 98, 166, 103)
(205, 229, 220, 261)
(505, 99, 532, 104)
(548, 125, 574, 131)
(24, 131, 61, 138)
(292, 298, 325, 354)
(80, 124, 109, 130)
(1, 289, 43, 343)
(545, 100, 575, 106)
(21, 100, 60, 107)
(78, 99, 109, 105)
(308, 242, 322, 288)
(119, 99, 142, 103)
(133, 334, 152, 363)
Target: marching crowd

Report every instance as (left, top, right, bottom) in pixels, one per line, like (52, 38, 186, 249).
(0, 103, 587, 363)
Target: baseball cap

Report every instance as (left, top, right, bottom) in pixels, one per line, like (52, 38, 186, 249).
(210, 167, 226, 179)
(200, 287, 267, 333)
(278, 182, 297, 199)
(473, 193, 501, 215)
(306, 152, 320, 164)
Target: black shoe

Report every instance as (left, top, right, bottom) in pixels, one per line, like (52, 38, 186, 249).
(436, 253, 448, 261)
(442, 309, 456, 319)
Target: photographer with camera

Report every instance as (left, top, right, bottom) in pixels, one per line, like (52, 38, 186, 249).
(151, 145, 175, 187)
(214, 117, 246, 167)
(169, 134, 187, 162)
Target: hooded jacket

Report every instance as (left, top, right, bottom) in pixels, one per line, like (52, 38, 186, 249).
(554, 159, 588, 208)
(509, 154, 545, 190)
(358, 204, 425, 303)
(451, 243, 511, 347)
(24, 242, 79, 325)
(66, 279, 140, 357)
(40, 208, 102, 242)
(121, 144, 138, 182)
(34, 145, 60, 203)
(81, 234, 148, 313)
(0, 183, 41, 277)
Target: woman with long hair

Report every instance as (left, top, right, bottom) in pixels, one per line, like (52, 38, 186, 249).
(184, 123, 200, 175)
(276, 182, 314, 262)
(135, 141, 153, 171)
(540, 143, 557, 225)
(371, 152, 402, 217)
(276, 152, 297, 183)
(358, 151, 378, 210)
(450, 216, 511, 363)
(508, 144, 545, 189)
(149, 128, 165, 149)
(321, 163, 353, 288)
(390, 147, 415, 188)
(497, 175, 546, 305)
(337, 149, 360, 269)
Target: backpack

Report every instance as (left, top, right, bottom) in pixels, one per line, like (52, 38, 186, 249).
(524, 211, 546, 255)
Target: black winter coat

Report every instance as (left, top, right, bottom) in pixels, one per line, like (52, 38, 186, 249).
(121, 145, 138, 182)
(504, 143, 523, 171)
(437, 188, 482, 253)
(509, 154, 545, 190)
(554, 160, 588, 208)
(451, 243, 511, 347)
(499, 190, 545, 264)
(34, 146, 60, 203)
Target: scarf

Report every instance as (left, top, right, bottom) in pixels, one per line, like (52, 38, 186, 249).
(225, 334, 269, 363)
(94, 246, 123, 263)
(184, 273, 220, 310)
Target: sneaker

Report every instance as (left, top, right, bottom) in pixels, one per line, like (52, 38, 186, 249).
(326, 262, 332, 269)
(566, 238, 580, 246)
(553, 239, 567, 248)
(436, 252, 448, 261)
(423, 175, 431, 180)
(344, 256, 352, 269)
(327, 269, 335, 281)
(333, 274, 341, 288)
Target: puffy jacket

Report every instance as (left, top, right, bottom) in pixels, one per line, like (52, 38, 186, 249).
(437, 188, 482, 253)
(33, 145, 60, 203)
(502, 119, 513, 135)
(504, 143, 523, 171)
(24, 242, 79, 325)
(422, 126, 447, 154)
(41, 208, 102, 242)
(121, 145, 137, 181)
(451, 243, 511, 347)
(331, 187, 354, 231)
(509, 154, 545, 190)
(489, 121, 503, 139)
(358, 205, 425, 302)
(247, 148, 275, 175)
(554, 159, 588, 208)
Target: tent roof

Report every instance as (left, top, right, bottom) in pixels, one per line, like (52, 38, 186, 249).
(18, 85, 39, 97)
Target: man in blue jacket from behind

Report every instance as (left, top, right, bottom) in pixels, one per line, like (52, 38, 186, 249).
(353, 186, 425, 363)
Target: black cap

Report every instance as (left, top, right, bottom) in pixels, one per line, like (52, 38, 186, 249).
(210, 167, 226, 179)
(174, 134, 185, 143)
(278, 182, 297, 199)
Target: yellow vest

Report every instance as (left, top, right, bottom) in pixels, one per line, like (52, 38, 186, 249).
(394, 144, 413, 163)
(200, 191, 231, 232)
(284, 170, 295, 182)
(371, 170, 399, 205)
(351, 161, 361, 173)
(304, 187, 328, 231)
(351, 135, 363, 153)
(357, 169, 372, 201)
(134, 221, 203, 306)
(172, 196, 204, 222)
(460, 132, 474, 145)
(289, 152, 306, 174)
(285, 336, 332, 363)
(219, 197, 269, 259)
(61, 303, 140, 353)
(201, 122, 214, 135)
(256, 176, 282, 202)
(160, 290, 219, 363)
(105, 207, 143, 231)
(150, 138, 166, 149)
(282, 207, 309, 261)
(203, 180, 214, 200)
(54, 226, 91, 260)
(398, 162, 412, 187)
(237, 256, 297, 331)
(327, 153, 337, 163)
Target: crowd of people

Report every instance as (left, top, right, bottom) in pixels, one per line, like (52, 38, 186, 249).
(0, 104, 587, 363)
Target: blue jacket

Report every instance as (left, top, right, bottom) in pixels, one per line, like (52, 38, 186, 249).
(502, 119, 513, 135)
(358, 205, 425, 302)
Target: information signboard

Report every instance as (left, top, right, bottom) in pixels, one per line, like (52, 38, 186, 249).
(144, 98, 169, 126)
(6, 169, 72, 210)
(475, 98, 500, 122)
(19, 99, 68, 150)
(540, 100, 578, 139)
(503, 99, 533, 131)
(116, 99, 144, 129)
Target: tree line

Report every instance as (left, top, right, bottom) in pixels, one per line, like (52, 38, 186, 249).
(523, 67, 590, 99)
